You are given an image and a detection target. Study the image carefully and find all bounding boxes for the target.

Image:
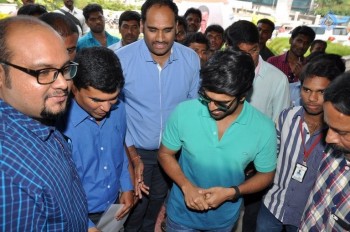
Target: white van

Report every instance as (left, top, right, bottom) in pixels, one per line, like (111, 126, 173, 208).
(307, 25, 349, 44)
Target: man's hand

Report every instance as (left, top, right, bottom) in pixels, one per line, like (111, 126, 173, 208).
(181, 183, 209, 211)
(292, 60, 303, 77)
(88, 227, 101, 232)
(202, 187, 233, 209)
(133, 158, 149, 199)
(115, 191, 134, 220)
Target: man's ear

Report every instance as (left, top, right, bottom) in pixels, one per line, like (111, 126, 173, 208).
(239, 96, 246, 103)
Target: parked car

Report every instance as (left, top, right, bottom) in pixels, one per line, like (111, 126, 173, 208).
(305, 25, 349, 44)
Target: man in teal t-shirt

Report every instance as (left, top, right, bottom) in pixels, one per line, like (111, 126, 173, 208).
(158, 49, 277, 231)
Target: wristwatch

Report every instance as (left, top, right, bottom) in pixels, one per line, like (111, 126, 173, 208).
(230, 186, 241, 201)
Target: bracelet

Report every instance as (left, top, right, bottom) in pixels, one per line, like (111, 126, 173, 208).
(230, 186, 241, 201)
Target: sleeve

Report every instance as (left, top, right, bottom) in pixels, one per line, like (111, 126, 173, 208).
(118, 101, 133, 191)
(253, 120, 277, 173)
(187, 54, 200, 99)
(161, 105, 183, 151)
(272, 73, 291, 121)
(275, 109, 286, 155)
(120, 149, 133, 192)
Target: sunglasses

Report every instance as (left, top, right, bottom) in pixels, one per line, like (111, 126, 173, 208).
(198, 90, 237, 112)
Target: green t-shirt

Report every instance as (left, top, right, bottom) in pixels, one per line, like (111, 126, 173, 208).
(161, 99, 277, 230)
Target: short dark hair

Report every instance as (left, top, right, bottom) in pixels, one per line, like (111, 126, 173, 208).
(324, 72, 350, 115)
(224, 20, 259, 49)
(204, 24, 224, 35)
(299, 55, 342, 84)
(200, 48, 255, 98)
(177, 16, 188, 32)
(141, 0, 178, 22)
(74, 47, 124, 93)
(39, 12, 78, 37)
(118, 10, 141, 28)
(291, 25, 315, 41)
(257, 18, 275, 31)
(17, 4, 47, 16)
(83, 4, 103, 21)
(184, 7, 202, 22)
(310, 39, 327, 51)
(183, 32, 209, 49)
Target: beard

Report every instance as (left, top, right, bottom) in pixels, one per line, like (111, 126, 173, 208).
(40, 89, 70, 124)
(329, 143, 350, 157)
(209, 101, 240, 121)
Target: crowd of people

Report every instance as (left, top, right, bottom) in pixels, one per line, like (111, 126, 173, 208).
(1, 0, 350, 231)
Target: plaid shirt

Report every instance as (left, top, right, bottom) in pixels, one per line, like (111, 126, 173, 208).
(299, 147, 350, 231)
(0, 100, 88, 231)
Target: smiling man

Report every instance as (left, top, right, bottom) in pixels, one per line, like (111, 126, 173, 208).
(57, 47, 135, 232)
(158, 49, 276, 231)
(0, 16, 87, 231)
(268, 25, 315, 83)
(256, 56, 341, 232)
(116, 0, 200, 231)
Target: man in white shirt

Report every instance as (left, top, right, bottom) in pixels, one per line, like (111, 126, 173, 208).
(56, 0, 89, 36)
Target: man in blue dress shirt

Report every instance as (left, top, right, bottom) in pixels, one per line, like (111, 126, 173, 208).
(116, 0, 200, 231)
(0, 16, 87, 231)
(58, 47, 134, 231)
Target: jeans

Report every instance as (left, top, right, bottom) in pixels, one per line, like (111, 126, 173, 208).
(124, 149, 170, 232)
(166, 217, 234, 232)
(256, 203, 298, 232)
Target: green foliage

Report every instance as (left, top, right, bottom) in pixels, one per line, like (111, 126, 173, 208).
(313, 0, 350, 16)
(29, 0, 140, 11)
(267, 37, 350, 56)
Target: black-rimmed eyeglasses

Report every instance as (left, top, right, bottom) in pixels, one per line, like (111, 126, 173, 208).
(0, 61, 78, 85)
(198, 90, 237, 112)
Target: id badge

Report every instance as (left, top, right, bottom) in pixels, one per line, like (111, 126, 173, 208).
(291, 163, 308, 183)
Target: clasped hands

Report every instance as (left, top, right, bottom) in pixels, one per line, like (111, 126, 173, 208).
(182, 184, 234, 211)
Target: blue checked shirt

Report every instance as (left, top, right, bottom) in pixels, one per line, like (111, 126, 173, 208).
(0, 100, 88, 231)
(299, 147, 350, 231)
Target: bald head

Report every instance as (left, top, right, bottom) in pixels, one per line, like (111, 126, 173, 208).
(0, 16, 65, 62)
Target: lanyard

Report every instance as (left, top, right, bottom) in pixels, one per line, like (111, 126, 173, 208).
(299, 119, 323, 164)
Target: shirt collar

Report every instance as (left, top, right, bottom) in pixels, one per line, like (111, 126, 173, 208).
(69, 99, 91, 127)
(292, 106, 328, 133)
(255, 55, 263, 77)
(0, 99, 54, 141)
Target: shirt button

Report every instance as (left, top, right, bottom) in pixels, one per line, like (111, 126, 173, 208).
(107, 185, 110, 188)
(104, 166, 107, 170)
(101, 147, 104, 151)
(326, 188, 331, 193)
(213, 132, 216, 135)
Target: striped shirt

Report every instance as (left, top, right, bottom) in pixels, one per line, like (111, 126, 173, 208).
(0, 100, 88, 231)
(299, 147, 350, 231)
(263, 106, 327, 227)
